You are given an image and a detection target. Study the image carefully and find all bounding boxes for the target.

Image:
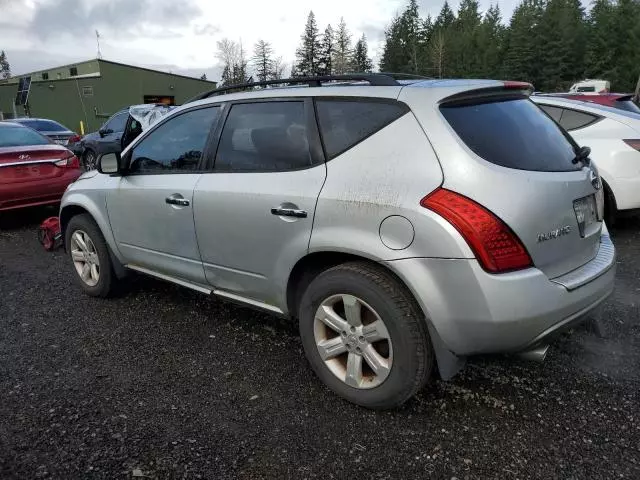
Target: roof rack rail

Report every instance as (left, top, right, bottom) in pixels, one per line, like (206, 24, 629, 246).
(379, 72, 434, 80)
(186, 73, 401, 103)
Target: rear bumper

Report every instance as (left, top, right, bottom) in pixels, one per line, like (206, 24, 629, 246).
(385, 235, 616, 356)
(0, 170, 81, 211)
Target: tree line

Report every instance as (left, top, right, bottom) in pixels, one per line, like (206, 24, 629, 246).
(380, 0, 640, 92)
(215, 12, 373, 86)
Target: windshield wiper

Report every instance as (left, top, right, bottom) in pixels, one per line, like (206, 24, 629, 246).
(572, 145, 591, 165)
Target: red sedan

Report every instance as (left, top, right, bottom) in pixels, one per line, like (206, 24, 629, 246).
(0, 122, 82, 212)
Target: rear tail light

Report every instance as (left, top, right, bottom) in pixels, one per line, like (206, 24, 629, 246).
(421, 188, 533, 273)
(623, 139, 640, 151)
(55, 154, 80, 169)
(503, 81, 534, 93)
(68, 134, 82, 144)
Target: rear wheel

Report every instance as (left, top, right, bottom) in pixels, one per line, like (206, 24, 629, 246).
(65, 214, 117, 297)
(299, 262, 433, 409)
(604, 183, 617, 228)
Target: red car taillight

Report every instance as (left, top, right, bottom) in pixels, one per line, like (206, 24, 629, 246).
(55, 154, 80, 169)
(421, 188, 533, 273)
(68, 134, 82, 144)
(623, 139, 640, 151)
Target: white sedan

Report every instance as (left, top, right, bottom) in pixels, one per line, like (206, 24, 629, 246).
(532, 95, 640, 224)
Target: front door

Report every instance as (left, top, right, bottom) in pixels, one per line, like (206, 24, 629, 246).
(107, 105, 221, 284)
(193, 99, 326, 307)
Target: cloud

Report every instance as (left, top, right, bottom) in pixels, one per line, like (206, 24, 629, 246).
(358, 22, 387, 44)
(193, 23, 220, 36)
(29, 0, 201, 40)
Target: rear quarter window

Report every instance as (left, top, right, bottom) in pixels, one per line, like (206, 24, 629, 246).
(316, 99, 409, 159)
(440, 98, 580, 172)
(558, 109, 600, 131)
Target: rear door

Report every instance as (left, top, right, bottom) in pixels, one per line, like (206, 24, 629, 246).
(193, 98, 326, 304)
(437, 95, 603, 278)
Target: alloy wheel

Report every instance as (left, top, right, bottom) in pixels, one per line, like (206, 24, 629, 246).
(313, 294, 393, 389)
(70, 230, 100, 287)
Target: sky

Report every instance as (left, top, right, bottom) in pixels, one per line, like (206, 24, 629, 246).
(0, 0, 524, 82)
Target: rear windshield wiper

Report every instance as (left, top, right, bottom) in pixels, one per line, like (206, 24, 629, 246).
(572, 145, 591, 165)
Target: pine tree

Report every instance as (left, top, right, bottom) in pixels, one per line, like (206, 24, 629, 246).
(380, 16, 409, 72)
(430, 1, 456, 77)
(0, 50, 10, 79)
(353, 34, 373, 72)
(451, 0, 482, 77)
(477, 5, 504, 78)
(502, 0, 545, 86)
(333, 17, 353, 74)
(585, 0, 616, 81)
(400, 0, 422, 74)
(611, 0, 640, 91)
(252, 40, 275, 82)
(294, 11, 321, 76)
(318, 25, 334, 76)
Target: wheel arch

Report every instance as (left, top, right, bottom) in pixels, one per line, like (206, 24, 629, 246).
(285, 250, 464, 380)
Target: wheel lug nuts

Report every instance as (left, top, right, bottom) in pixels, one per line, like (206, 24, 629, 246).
(350, 326, 356, 333)
(356, 347, 361, 353)
(341, 331, 347, 337)
(358, 336, 365, 342)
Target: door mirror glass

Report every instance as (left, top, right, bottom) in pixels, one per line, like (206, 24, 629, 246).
(97, 152, 121, 174)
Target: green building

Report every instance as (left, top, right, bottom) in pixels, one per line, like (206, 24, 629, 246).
(0, 59, 216, 133)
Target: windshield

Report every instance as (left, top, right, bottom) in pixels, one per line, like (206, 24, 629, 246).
(16, 119, 69, 132)
(441, 97, 580, 172)
(0, 125, 51, 147)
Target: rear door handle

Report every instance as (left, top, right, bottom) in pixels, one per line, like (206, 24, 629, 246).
(165, 195, 190, 207)
(271, 207, 307, 218)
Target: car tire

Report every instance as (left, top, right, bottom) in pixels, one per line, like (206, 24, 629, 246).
(299, 262, 434, 409)
(82, 149, 97, 171)
(604, 183, 617, 228)
(65, 214, 117, 298)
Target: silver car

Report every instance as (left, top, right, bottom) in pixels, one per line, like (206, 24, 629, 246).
(60, 75, 616, 409)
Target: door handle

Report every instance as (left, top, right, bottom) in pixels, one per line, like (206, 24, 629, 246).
(271, 207, 307, 218)
(165, 196, 190, 207)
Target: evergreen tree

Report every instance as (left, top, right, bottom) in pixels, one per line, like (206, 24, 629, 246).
(380, 16, 409, 72)
(333, 17, 353, 74)
(585, 0, 616, 81)
(502, 0, 544, 86)
(400, 0, 422, 74)
(353, 34, 374, 72)
(294, 11, 321, 76)
(252, 39, 275, 82)
(451, 0, 482, 77)
(318, 25, 334, 76)
(611, 0, 640, 91)
(431, 1, 456, 77)
(538, 0, 586, 91)
(417, 16, 434, 75)
(0, 50, 10, 79)
(477, 5, 504, 78)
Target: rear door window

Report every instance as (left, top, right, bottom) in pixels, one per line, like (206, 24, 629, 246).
(215, 101, 313, 172)
(316, 99, 409, 159)
(440, 98, 580, 172)
(558, 109, 599, 131)
(539, 105, 563, 122)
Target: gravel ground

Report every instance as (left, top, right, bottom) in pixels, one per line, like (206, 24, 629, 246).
(1, 207, 639, 479)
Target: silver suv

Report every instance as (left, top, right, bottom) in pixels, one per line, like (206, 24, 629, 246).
(60, 74, 616, 409)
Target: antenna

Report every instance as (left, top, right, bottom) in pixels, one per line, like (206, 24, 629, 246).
(96, 30, 102, 59)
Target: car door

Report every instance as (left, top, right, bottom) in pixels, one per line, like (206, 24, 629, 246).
(193, 99, 326, 308)
(106, 105, 221, 285)
(98, 111, 128, 155)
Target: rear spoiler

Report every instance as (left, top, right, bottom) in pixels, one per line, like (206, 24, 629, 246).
(439, 81, 534, 105)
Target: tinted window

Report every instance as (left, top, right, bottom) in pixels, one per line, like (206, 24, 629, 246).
(559, 109, 599, 131)
(577, 86, 595, 92)
(17, 119, 68, 132)
(215, 102, 312, 171)
(440, 98, 579, 172)
(104, 112, 128, 133)
(539, 104, 563, 122)
(0, 125, 50, 147)
(615, 100, 640, 114)
(316, 100, 408, 159)
(129, 107, 219, 173)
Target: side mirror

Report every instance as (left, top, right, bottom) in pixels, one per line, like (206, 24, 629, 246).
(99, 128, 113, 137)
(97, 152, 121, 175)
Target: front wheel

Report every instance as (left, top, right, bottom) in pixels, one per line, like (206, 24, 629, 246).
(299, 262, 434, 409)
(65, 214, 117, 297)
(82, 149, 97, 171)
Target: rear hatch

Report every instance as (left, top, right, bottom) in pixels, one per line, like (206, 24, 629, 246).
(435, 87, 603, 278)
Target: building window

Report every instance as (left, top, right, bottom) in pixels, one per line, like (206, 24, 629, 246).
(143, 95, 175, 105)
(69, 67, 78, 77)
(82, 86, 93, 97)
(41, 72, 49, 80)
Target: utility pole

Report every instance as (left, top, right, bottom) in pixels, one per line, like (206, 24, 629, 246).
(96, 30, 102, 59)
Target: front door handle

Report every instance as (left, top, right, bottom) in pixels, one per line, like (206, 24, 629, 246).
(271, 207, 307, 218)
(165, 195, 190, 207)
